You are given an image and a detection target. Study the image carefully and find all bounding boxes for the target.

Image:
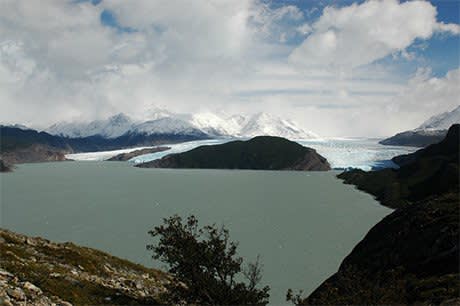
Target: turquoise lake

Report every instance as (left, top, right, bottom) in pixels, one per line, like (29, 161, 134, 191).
(0, 161, 391, 304)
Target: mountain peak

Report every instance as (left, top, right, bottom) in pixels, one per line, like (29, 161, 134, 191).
(416, 105, 460, 131)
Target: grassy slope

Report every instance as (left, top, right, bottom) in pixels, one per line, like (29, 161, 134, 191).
(0, 229, 169, 305)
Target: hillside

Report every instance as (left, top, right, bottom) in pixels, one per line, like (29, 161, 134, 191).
(0, 229, 169, 305)
(338, 124, 459, 209)
(136, 136, 330, 171)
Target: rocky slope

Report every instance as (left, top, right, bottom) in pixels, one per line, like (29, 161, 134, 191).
(299, 124, 460, 305)
(107, 147, 170, 161)
(0, 229, 169, 305)
(136, 136, 330, 171)
(338, 124, 459, 209)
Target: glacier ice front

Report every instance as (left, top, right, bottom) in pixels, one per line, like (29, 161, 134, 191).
(67, 137, 417, 171)
(130, 138, 417, 171)
(297, 138, 417, 171)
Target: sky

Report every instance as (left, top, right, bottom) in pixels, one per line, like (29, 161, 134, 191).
(0, 0, 459, 137)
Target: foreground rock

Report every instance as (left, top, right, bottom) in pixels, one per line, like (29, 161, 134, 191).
(338, 124, 459, 209)
(137, 136, 330, 171)
(0, 229, 169, 305)
(0, 160, 12, 172)
(299, 125, 460, 304)
(107, 147, 170, 161)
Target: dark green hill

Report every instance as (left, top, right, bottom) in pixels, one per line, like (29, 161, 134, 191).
(337, 124, 459, 209)
(136, 136, 331, 171)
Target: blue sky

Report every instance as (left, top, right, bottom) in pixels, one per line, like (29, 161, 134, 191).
(98, 0, 459, 77)
(1, 0, 459, 136)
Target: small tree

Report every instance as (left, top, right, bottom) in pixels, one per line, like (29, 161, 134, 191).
(147, 215, 270, 305)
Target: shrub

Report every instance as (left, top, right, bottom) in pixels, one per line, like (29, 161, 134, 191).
(147, 215, 270, 305)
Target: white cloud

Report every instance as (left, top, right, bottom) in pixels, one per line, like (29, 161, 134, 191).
(0, 0, 458, 137)
(388, 67, 460, 127)
(289, 0, 460, 70)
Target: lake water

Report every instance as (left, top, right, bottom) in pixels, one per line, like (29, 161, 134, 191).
(0, 162, 391, 304)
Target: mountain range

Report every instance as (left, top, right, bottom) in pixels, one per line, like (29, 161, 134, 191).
(380, 105, 460, 147)
(45, 110, 318, 140)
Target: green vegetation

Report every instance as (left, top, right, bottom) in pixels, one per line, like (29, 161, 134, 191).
(137, 136, 330, 171)
(147, 215, 270, 305)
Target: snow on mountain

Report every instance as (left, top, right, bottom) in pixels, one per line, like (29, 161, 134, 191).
(143, 107, 174, 121)
(416, 105, 460, 131)
(240, 112, 318, 139)
(188, 112, 318, 139)
(46, 113, 134, 138)
(46, 110, 319, 140)
(188, 112, 241, 136)
(132, 117, 206, 136)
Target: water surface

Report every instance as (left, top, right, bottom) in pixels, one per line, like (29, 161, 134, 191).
(0, 162, 390, 304)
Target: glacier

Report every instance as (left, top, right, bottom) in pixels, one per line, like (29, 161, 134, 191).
(297, 138, 417, 171)
(67, 138, 418, 171)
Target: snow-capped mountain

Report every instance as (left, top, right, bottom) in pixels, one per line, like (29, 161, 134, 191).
(46, 110, 319, 140)
(188, 112, 243, 137)
(187, 112, 317, 139)
(46, 113, 134, 138)
(416, 105, 460, 131)
(240, 113, 318, 139)
(132, 117, 206, 137)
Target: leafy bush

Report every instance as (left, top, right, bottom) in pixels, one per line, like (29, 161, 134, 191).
(147, 215, 270, 305)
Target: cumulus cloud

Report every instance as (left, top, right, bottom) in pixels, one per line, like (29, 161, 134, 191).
(388, 67, 460, 126)
(0, 0, 458, 137)
(289, 0, 460, 69)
